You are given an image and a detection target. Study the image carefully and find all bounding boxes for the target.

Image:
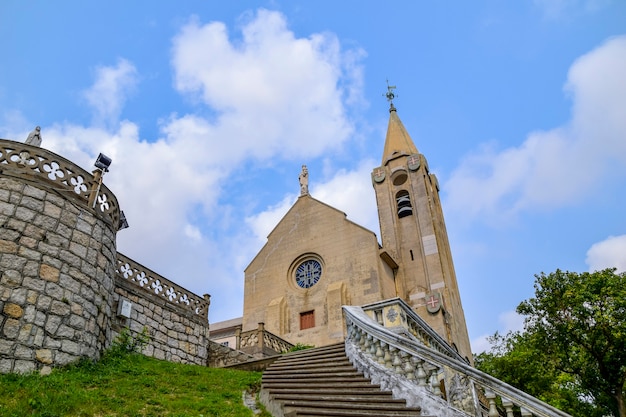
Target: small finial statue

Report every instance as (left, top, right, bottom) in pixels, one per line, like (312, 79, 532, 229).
(25, 126, 42, 147)
(299, 165, 309, 196)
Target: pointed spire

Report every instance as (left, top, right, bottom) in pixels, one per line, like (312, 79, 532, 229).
(381, 84, 418, 165)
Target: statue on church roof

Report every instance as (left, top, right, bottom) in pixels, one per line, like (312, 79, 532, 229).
(25, 126, 42, 147)
(299, 165, 309, 196)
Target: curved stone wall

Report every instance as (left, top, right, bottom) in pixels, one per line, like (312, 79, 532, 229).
(0, 140, 119, 374)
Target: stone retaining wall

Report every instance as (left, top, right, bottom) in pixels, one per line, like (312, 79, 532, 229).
(0, 176, 117, 374)
(112, 264, 210, 366)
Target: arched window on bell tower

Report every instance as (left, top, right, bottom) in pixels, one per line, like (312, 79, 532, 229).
(396, 190, 413, 218)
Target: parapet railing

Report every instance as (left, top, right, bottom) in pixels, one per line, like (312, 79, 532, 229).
(361, 297, 468, 362)
(237, 323, 293, 355)
(116, 252, 210, 323)
(343, 305, 572, 417)
(0, 139, 120, 228)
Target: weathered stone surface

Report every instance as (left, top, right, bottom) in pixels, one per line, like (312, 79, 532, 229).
(17, 323, 34, 343)
(0, 358, 13, 373)
(50, 300, 71, 316)
(33, 214, 57, 230)
(0, 227, 20, 241)
(1, 269, 23, 287)
(61, 340, 80, 355)
(0, 239, 18, 254)
(18, 245, 41, 261)
(14, 344, 33, 359)
(14, 360, 36, 374)
(10, 288, 28, 304)
(69, 314, 85, 330)
(23, 185, 46, 200)
(75, 219, 93, 236)
(0, 201, 15, 216)
(19, 236, 38, 249)
(56, 324, 74, 338)
(46, 282, 64, 300)
(20, 196, 43, 212)
(0, 255, 27, 272)
(23, 224, 46, 240)
(69, 242, 87, 258)
(39, 365, 52, 376)
(37, 294, 52, 310)
(15, 206, 36, 222)
(45, 315, 62, 335)
(0, 339, 13, 355)
(0, 188, 10, 202)
(40, 264, 60, 282)
(43, 201, 62, 218)
(2, 318, 20, 339)
(59, 250, 81, 269)
(23, 277, 45, 293)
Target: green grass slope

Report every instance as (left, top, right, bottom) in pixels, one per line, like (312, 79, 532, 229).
(0, 351, 269, 417)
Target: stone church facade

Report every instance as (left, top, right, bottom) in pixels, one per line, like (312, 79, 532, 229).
(239, 99, 473, 362)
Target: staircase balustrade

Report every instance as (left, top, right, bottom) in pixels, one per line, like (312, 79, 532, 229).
(343, 304, 572, 417)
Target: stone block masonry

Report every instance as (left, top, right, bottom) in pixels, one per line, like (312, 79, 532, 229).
(0, 138, 210, 373)
(0, 175, 116, 374)
(112, 254, 210, 366)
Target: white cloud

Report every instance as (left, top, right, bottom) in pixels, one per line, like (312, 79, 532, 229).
(83, 58, 138, 127)
(445, 35, 626, 223)
(23, 10, 364, 322)
(245, 159, 379, 247)
(312, 160, 379, 233)
(586, 235, 626, 273)
(170, 9, 361, 162)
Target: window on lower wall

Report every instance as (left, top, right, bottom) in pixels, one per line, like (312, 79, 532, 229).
(300, 310, 315, 330)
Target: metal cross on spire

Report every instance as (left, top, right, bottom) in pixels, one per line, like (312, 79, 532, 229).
(384, 80, 397, 111)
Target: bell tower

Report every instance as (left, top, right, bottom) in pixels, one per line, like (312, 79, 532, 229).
(372, 85, 473, 361)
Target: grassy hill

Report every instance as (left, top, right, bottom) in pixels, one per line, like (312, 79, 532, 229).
(0, 350, 269, 417)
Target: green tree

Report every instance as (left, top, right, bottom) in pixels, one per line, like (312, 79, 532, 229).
(475, 331, 604, 417)
(516, 268, 626, 417)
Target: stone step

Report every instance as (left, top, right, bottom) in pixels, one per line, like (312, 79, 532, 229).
(281, 343, 345, 358)
(263, 364, 357, 375)
(261, 343, 426, 417)
(267, 387, 389, 396)
(282, 400, 422, 416)
(262, 381, 382, 390)
(262, 375, 370, 384)
(268, 357, 351, 369)
(286, 409, 424, 417)
(272, 393, 406, 404)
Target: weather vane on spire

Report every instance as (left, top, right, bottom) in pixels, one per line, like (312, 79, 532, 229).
(384, 79, 397, 111)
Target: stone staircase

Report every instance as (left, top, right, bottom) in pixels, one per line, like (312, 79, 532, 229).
(260, 343, 430, 417)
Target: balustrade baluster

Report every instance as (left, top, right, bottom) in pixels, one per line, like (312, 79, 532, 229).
(392, 349, 405, 375)
(399, 350, 411, 377)
(369, 335, 377, 356)
(415, 360, 428, 387)
(375, 340, 385, 364)
(429, 367, 443, 397)
(409, 355, 420, 381)
(502, 398, 515, 417)
(363, 333, 371, 353)
(485, 391, 499, 417)
(383, 344, 393, 368)
(520, 407, 532, 417)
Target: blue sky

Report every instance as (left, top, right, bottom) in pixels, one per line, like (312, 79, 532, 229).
(2, 0, 625, 352)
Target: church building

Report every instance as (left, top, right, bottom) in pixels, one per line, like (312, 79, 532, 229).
(236, 90, 472, 362)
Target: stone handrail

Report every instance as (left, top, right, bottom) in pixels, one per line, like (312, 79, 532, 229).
(238, 323, 293, 355)
(343, 305, 572, 417)
(361, 297, 467, 363)
(0, 138, 120, 228)
(116, 252, 210, 322)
